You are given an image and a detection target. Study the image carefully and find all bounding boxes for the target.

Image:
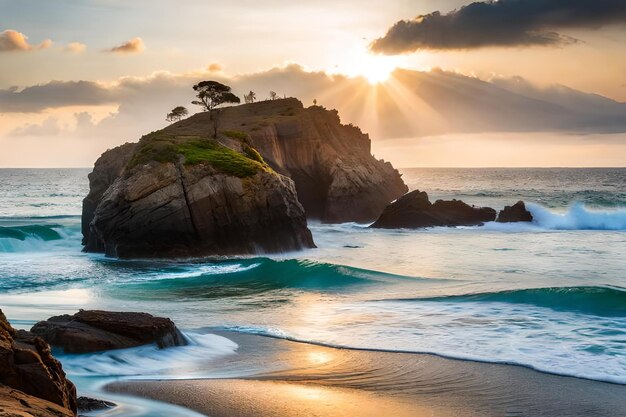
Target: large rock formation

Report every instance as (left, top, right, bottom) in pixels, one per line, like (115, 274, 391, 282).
(31, 310, 186, 354)
(83, 130, 314, 258)
(497, 201, 533, 223)
(0, 309, 76, 417)
(146, 98, 407, 223)
(82, 99, 406, 257)
(370, 190, 497, 229)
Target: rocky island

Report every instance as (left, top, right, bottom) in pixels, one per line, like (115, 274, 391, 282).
(82, 97, 407, 258)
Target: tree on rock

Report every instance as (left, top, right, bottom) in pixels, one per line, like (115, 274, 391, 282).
(269, 91, 277, 100)
(244, 91, 256, 104)
(192, 81, 240, 138)
(166, 106, 188, 123)
(192, 81, 240, 117)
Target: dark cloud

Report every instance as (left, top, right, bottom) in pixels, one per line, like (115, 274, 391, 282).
(371, 0, 626, 53)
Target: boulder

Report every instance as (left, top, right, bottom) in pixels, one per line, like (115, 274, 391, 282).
(76, 396, 115, 412)
(0, 309, 76, 415)
(31, 310, 186, 354)
(370, 190, 497, 229)
(497, 201, 533, 223)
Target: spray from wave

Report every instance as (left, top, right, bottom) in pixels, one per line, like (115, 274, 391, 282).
(527, 202, 626, 230)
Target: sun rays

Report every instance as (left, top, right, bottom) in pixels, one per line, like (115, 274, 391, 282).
(316, 63, 447, 143)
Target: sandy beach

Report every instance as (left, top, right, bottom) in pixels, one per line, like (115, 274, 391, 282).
(106, 331, 626, 417)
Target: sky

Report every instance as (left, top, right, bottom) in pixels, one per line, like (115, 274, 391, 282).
(1, 0, 626, 167)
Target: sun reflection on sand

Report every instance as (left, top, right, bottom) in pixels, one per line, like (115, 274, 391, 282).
(307, 350, 333, 365)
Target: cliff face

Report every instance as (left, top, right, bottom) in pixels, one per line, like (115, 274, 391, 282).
(160, 98, 408, 223)
(82, 142, 137, 247)
(83, 132, 314, 258)
(0, 309, 76, 417)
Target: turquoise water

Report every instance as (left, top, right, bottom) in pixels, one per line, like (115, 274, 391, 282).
(1, 168, 626, 412)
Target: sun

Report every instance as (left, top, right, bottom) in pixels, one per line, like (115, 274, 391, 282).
(361, 56, 399, 84)
(339, 52, 403, 85)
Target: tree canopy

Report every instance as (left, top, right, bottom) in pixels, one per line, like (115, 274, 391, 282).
(166, 106, 188, 123)
(192, 81, 240, 112)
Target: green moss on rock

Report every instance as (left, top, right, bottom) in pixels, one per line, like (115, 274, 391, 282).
(222, 130, 248, 141)
(127, 130, 270, 178)
(178, 140, 267, 178)
(127, 134, 179, 168)
(242, 144, 265, 164)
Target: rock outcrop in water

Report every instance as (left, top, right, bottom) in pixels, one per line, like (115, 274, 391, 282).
(31, 310, 186, 354)
(370, 190, 497, 228)
(82, 98, 405, 257)
(497, 201, 533, 223)
(0, 309, 76, 416)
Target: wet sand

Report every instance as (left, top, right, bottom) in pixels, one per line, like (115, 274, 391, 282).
(107, 331, 626, 417)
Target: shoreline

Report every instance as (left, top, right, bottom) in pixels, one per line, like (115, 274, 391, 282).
(106, 331, 626, 417)
(212, 328, 626, 386)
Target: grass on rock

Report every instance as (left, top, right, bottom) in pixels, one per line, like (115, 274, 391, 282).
(127, 132, 270, 178)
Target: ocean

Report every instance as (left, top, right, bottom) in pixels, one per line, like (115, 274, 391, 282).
(1, 168, 626, 415)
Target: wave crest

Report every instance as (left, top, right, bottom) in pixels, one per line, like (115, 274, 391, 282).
(394, 286, 626, 317)
(527, 203, 626, 230)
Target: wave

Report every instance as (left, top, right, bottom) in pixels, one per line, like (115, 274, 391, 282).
(0, 224, 63, 241)
(108, 258, 418, 299)
(526, 202, 626, 230)
(390, 286, 626, 317)
(218, 324, 626, 385)
(0, 222, 80, 253)
(58, 332, 238, 378)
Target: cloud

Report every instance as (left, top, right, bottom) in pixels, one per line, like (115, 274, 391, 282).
(106, 37, 145, 54)
(371, 0, 626, 53)
(207, 63, 223, 72)
(10, 116, 63, 137)
(0, 80, 116, 112)
(63, 42, 86, 54)
(2, 64, 626, 145)
(0, 29, 52, 52)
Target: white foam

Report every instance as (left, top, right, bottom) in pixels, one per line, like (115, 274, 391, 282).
(0, 236, 49, 253)
(527, 202, 626, 230)
(59, 332, 238, 378)
(151, 263, 261, 280)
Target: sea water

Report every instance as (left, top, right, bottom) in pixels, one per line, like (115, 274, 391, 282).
(1, 168, 625, 400)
